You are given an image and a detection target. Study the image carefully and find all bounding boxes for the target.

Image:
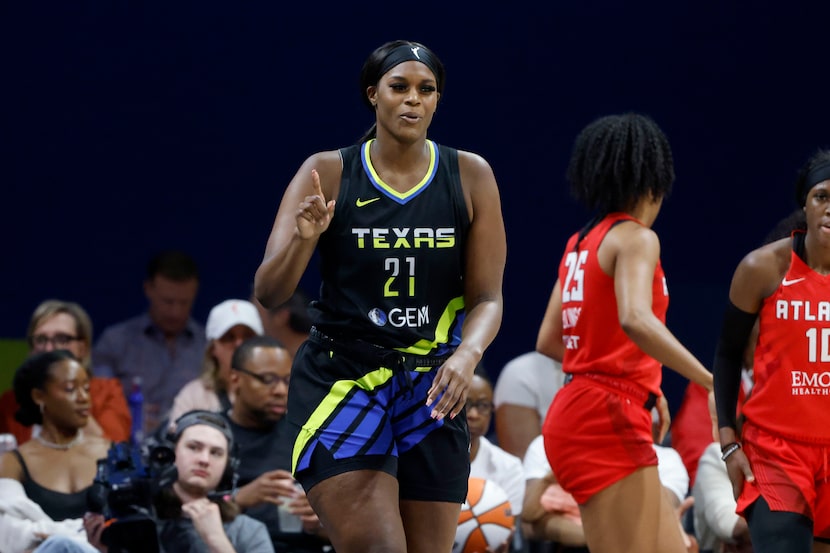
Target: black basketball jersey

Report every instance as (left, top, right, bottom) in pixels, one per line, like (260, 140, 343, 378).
(311, 139, 470, 356)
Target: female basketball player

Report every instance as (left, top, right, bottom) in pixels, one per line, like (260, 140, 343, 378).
(254, 40, 506, 553)
(536, 113, 713, 553)
(714, 149, 830, 553)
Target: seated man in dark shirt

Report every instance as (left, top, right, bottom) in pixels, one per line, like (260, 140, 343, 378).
(223, 336, 330, 553)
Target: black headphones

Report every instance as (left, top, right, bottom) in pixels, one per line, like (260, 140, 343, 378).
(167, 410, 240, 500)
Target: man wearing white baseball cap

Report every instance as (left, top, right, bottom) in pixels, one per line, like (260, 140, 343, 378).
(168, 299, 264, 426)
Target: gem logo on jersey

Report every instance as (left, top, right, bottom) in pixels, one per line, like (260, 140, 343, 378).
(368, 306, 431, 328)
(368, 308, 388, 327)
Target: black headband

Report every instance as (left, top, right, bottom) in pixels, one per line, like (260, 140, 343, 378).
(377, 44, 441, 86)
(802, 161, 830, 204)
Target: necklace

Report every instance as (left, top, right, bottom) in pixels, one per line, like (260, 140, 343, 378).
(35, 429, 84, 450)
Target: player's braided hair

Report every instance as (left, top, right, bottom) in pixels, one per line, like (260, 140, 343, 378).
(567, 112, 675, 215)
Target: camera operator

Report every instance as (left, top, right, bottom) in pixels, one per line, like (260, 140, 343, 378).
(85, 410, 273, 553)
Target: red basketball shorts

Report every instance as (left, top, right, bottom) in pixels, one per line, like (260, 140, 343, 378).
(738, 422, 830, 538)
(542, 375, 657, 504)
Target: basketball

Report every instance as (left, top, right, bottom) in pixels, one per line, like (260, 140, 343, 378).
(453, 477, 515, 553)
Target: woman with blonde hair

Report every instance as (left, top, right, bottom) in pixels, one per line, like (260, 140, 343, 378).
(0, 300, 130, 444)
(168, 300, 263, 426)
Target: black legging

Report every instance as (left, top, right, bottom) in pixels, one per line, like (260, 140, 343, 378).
(746, 495, 813, 553)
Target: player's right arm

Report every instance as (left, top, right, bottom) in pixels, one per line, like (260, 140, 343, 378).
(255, 151, 341, 308)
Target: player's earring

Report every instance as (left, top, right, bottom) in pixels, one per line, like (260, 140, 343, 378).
(38, 403, 44, 414)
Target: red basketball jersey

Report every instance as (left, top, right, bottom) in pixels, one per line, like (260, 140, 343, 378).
(742, 245, 830, 443)
(558, 213, 668, 394)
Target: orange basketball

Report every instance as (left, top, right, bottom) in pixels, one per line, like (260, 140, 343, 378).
(453, 477, 515, 553)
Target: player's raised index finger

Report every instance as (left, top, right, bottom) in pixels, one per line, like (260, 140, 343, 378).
(311, 169, 326, 202)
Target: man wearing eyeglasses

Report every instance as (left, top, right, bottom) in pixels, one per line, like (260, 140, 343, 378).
(222, 336, 330, 553)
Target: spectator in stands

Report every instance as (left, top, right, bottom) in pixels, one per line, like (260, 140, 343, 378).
(85, 409, 274, 552)
(493, 351, 565, 459)
(521, 434, 588, 552)
(0, 350, 110, 552)
(650, 407, 691, 511)
(469, 369, 524, 517)
(252, 289, 312, 358)
(223, 336, 328, 552)
(168, 299, 263, 425)
(93, 250, 206, 435)
(0, 300, 130, 444)
(692, 388, 753, 553)
(468, 368, 524, 553)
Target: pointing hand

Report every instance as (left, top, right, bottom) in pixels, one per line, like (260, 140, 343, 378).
(296, 169, 336, 240)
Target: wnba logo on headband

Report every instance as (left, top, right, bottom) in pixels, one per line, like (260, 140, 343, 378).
(410, 47, 421, 59)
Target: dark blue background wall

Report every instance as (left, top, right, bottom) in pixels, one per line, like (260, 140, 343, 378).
(4, 2, 829, 410)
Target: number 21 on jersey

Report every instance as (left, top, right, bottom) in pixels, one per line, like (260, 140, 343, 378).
(384, 256, 415, 297)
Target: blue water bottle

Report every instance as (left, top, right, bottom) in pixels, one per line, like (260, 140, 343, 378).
(128, 376, 144, 445)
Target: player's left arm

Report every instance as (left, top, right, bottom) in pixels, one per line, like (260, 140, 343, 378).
(426, 151, 505, 420)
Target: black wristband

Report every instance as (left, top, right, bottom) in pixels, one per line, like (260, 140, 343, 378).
(721, 442, 742, 461)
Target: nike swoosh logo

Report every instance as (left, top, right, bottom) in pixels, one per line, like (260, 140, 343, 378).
(782, 277, 806, 286)
(356, 197, 380, 207)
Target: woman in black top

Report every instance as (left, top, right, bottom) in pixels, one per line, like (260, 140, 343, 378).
(0, 350, 110, 546)
(254, 40, 506, 553)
